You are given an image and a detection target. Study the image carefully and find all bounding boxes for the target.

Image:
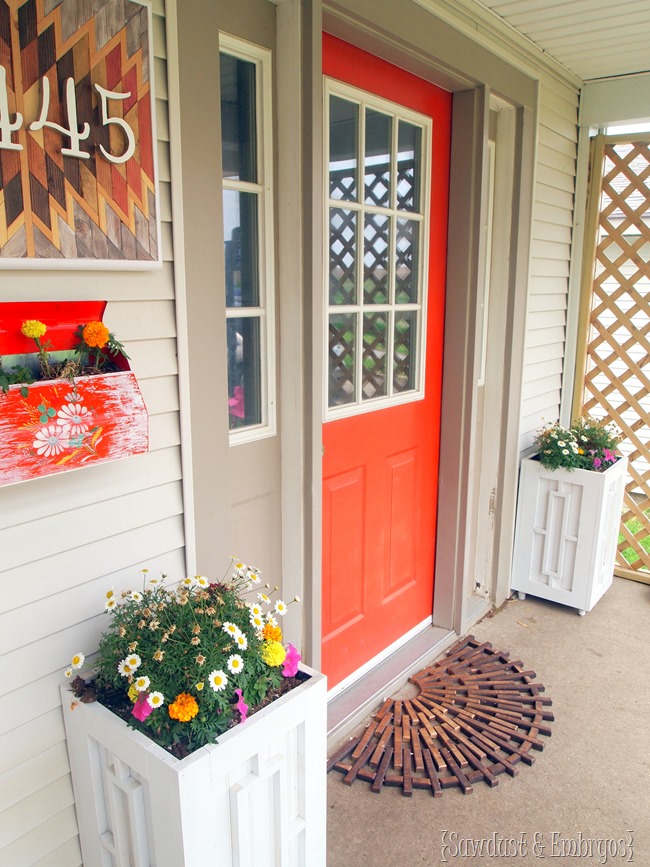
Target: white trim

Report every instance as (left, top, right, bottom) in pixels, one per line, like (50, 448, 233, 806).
(326, 615, 432, 700)
(323, 78, 432, 421)
(411, 0, 582, 89)
(164, 0, 196, 576)
(220, 34, 277, 446)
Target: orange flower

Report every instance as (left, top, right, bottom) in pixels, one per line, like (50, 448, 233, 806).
(262, 622, 283, 642)
(82, 321, 110, 348)
(168, 692, 199, 722)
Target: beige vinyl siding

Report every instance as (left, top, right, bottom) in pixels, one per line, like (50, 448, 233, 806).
(519, 76, 579, 451)
(0, 2, 182, 864)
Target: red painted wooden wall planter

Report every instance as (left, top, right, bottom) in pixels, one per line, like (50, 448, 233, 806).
(0, 302, 148, 486)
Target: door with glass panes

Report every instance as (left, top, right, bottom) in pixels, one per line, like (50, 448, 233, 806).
(322, 35, 451, 688)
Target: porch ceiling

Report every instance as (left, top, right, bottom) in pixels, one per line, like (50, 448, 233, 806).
(477, 0, 650, 82)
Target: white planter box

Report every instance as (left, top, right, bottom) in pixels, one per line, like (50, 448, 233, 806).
(511, 455, 628, 614)
(61, 666, 327, 867)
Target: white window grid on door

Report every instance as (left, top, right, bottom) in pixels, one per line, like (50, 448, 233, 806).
(220, 33, 276, 445)
(324, 78, 432, 421)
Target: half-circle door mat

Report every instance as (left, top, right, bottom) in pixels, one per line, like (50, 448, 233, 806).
(328, 635, 553, 796)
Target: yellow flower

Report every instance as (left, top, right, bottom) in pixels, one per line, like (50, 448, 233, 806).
(196, 682, 204, 691)
(21, 320, 47, 339)
(128, 683, 139, 702)
(82, 321, 110, 348)
(168, 692, 199, 722)
(260, 640, 287, 667)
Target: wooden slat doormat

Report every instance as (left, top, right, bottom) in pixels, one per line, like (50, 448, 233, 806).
(328, 635, 553, 796)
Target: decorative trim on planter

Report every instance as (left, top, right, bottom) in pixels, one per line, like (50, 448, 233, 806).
(61, 666, 327, 867)
(511, 455, 628, 613)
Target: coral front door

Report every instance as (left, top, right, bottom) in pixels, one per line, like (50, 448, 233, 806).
(322, 35, 451, 688)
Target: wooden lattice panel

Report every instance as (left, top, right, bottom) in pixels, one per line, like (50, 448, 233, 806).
(328, 636, 553, 795)
(579, 137, 650, 579)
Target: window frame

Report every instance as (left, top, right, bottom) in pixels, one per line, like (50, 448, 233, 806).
(220, 33, 276, 445)
(324, 78, 432, 421)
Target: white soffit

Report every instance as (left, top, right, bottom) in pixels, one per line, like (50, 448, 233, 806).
(476, 0, 650, 82)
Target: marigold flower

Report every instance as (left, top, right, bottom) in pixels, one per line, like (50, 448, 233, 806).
(260, 641, 286, 668)
(168, 692, 199, 722)
(21, 319, 47, 339)
(262, 622, 283, 642)
(82, 321, 110, 348)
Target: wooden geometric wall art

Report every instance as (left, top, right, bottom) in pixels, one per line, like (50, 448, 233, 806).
(328, 635, 553, 795)
(0, 0, 158, 267)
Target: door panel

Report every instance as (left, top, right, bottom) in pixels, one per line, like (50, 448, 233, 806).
(322, 35, 451, 688)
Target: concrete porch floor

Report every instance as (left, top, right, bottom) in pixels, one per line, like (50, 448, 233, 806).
(327, 577, 650, 866)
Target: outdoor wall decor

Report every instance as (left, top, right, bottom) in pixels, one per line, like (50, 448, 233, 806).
(0, 0, 158, 266)
(0, 300, 148, 485)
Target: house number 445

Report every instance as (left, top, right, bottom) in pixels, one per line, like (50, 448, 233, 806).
(0, 66, 136, 164)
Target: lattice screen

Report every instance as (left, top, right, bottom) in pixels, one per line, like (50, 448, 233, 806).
(577, 135, 650, 581)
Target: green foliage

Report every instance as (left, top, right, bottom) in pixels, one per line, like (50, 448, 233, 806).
(0, 359, 33, 394)
(535, 416, 621, 473)
(69, 561, 299, 757)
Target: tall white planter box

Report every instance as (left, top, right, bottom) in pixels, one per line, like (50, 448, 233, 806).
(61, 666, 326, 867)
(511, 456, 628, 614)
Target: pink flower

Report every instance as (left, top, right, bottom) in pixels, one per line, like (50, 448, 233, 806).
(282, 643, 301, 678)
(234, 688, 248, 724)
(132, 692, 153, 721)
(593, 457, 602, 469)
(604, 449, 616, 463)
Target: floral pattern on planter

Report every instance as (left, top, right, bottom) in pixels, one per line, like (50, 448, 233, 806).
(0, 371, 148, 486)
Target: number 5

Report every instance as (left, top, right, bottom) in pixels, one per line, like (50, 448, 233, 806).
(95, 84, 136, 164)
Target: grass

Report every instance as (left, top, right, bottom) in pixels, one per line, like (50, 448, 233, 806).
(618, 512, 650, 566)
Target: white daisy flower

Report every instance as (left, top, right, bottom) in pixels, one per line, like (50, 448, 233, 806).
(249, 603, 263, 617)
(222, 622, 241, 638)
(250, 614, 264, 630)
(196, 576, 210, 588)
(117, 659, 132, 677)
(181, 576, 197, 589)
(56, 402, 90, 436)
(208, 669, 228, 692)
(105, 598, 117, 611)
(32, 425, 67, 457)
(71, 652, 85, 670)
(557, 440, 565, 447)
(266, 613, 278, 627)
(562, 449, 570, 455)
(131, 591, 143, 602)
(64, 668, 73, 678)
(148, 692, 165, 708)
(227, 654, 244, 675)
(274, 600, 287, 617)
(135, 675, 150, 691)
(235, 632, 248, 651)
(126, 654, 142, 671)
(248, 569, 261, 584)
(258, 592, 271, 604)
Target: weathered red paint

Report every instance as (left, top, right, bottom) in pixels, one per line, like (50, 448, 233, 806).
(0, 372, 148, 486)
(0, 301, 148, 485)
